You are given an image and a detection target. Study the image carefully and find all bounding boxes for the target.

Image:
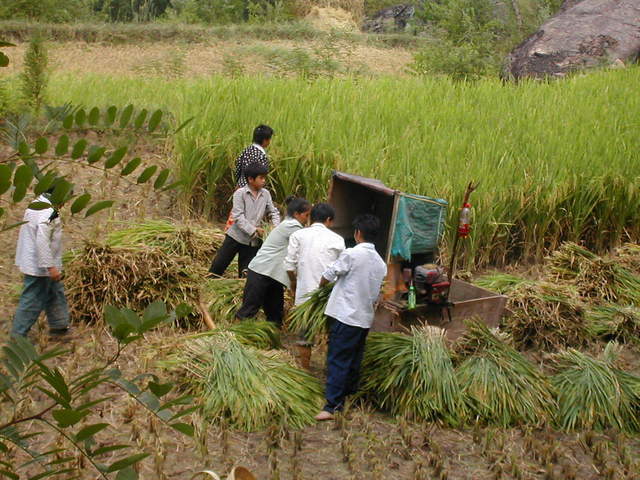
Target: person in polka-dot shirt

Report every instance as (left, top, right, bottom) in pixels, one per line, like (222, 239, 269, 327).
(235, 125, 273, 187)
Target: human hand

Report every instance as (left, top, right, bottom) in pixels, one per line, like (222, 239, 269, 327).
(255, 227, 265, 237)
(48, 266, 62, 282)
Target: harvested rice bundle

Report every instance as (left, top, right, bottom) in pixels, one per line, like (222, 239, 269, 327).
(106, 219, 225, 265)
(547, 242, 640, 305)
(473, 273, 529, 294)
(551, 342, 640, 432)
(286, 283, 333, 343)
(173, 331, 322, 431)
(361, 326, 465, 424)
(614, 243, 640, 275)
(201, 278, 248, 321)
(587, 304, 640, 343)
(454, 320, 556, 427)
(190, 320, 282, 350)
(65, 243, 201, 322)
(477, 273, 588, 350)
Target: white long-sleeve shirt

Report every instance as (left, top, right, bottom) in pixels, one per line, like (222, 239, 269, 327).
(322, 242, 387, 329)
(15, 195, 63, 277)
(284, 223, 345, 305)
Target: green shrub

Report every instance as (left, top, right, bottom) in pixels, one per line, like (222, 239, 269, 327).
(0, 0, 92, 22)
(20, 35, 48, 113)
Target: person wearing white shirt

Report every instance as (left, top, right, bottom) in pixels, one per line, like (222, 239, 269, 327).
(315, 214, 387, 421)
(236, 197, 311, 325)
(284, 203, 345, 367)
(12, 191, 71, 338)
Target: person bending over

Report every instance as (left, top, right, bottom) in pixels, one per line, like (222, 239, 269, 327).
(236, 197, 311, 325)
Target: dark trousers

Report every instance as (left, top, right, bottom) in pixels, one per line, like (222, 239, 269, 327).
(12, 275, 70, 337)
(236, 269, 285, 325)
(324, 317, 369, 413)
(209, 235, 259, 278)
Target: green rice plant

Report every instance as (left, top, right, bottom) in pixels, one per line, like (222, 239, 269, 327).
(171, 331, 322, 431)
(106, 219, 225, 265)
(454, 320, 556, 427)
(286, 283, 333, 343)
(45, 68, 640, 268)
(477, 273, 588, 350)
(551, 342, 640, 432)
(187, 319, 281, 349)
(586, 304, 640, 343)
(361, 326, 465, 424)
(201, 278, 249, 321)
(547, 242, 640, 305)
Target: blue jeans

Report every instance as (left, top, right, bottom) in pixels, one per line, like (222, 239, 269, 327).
(323, 317, 369, 413)
(11, 275, 70, 337)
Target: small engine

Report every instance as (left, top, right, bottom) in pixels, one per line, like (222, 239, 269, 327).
(413, 264, 450, 304)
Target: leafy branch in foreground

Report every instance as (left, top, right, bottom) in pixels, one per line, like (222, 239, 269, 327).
(0, 301, 196, 480)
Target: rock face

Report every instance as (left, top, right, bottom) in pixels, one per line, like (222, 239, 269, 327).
(362, 4, 416, 33)
(505, 0, 640, 79)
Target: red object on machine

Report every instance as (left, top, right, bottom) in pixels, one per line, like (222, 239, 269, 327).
(457, 202, 472, 238)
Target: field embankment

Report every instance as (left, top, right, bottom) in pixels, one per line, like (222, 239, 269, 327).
(43, 68, 640, 267)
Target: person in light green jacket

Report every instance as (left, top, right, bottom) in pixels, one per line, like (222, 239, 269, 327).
(236, 196, 311, 325)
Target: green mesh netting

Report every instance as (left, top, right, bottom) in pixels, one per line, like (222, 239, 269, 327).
(391, 194, 448, 261)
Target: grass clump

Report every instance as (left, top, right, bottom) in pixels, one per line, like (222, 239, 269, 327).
(106, 219, 224, 265)
(475, 273, 588, 351)
(547, 242, 640, 305)
(201, 278, 247, 321)
(65, 243, 201, 322)
(454, 320, 556, 427)
(361, 326, 465, 424)
(586, 304, 640, 344)
(171, 331, 322, 431)
(286, 283, 333, 343)
(551, 342, 640, 432)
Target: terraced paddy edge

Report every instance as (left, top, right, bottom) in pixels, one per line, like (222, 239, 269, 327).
(46, 68, 640, 267)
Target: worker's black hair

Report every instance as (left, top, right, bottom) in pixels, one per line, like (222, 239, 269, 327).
(245, 162, 269, 181)
(285, 196, 311, 217)
(353, 214, 380, 243)
(253, 124, 274, 145)
(311, 203, 335, 223)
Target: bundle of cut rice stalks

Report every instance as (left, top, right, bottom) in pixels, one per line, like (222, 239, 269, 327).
(286, 283, 333, 343)
(614, 243, 640, 275)
(454, 320, 556, 427)
(586, 304, 640, 344)
(106, 219, 225, 266)
(475, 273, 588, 351)
(361, 326, 465, 424)
(168, 331, 322, 431)
(547, 242, 640, 305)
(551, 342, 640, 432)
(65, 243, 201, 322)
(201, 278, 248, 322)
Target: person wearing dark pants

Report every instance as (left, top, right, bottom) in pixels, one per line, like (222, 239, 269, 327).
(236, 269, 285, 325)
(315, 214, 387, 421)
(208, 163, 279, 278)
(324, 317, 369, 412)
(209, 236, 260, 278)
(12, 191, 71, 338)
(236, 197, 311, 324)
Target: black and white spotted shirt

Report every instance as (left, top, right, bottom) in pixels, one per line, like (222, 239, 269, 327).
(235, 144, 269, 188)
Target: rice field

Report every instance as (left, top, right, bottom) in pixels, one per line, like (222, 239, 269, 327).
(43, 67, 640, 267)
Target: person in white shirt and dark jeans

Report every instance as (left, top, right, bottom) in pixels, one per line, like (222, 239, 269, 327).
(315, 214, 387, 421)
(12, 191, 70, 338)
(284, 203, 345, 367)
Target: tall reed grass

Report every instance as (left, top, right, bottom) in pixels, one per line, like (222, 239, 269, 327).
(46, 68, 640, 267)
